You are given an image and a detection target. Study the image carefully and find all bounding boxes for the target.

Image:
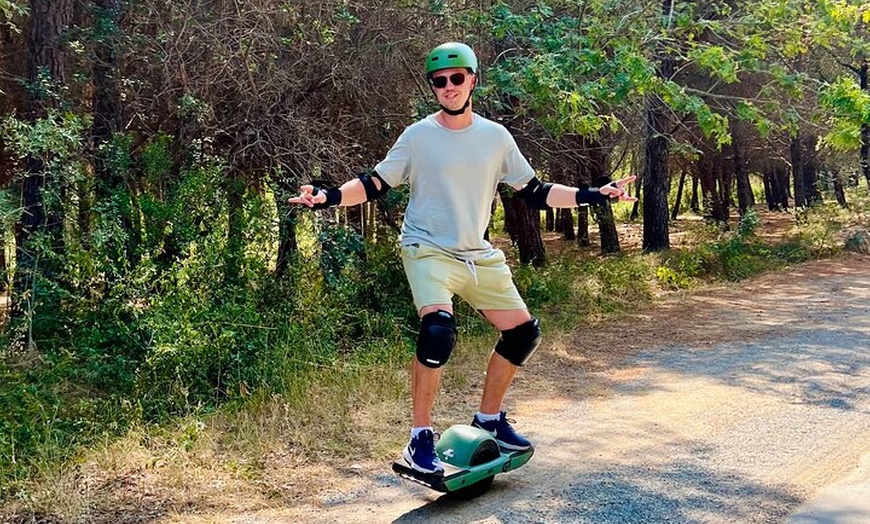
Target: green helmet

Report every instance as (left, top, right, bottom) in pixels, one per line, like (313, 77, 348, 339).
(425, 42, 478, 75)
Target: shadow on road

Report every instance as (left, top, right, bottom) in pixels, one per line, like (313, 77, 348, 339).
(393, 458, 800, 523)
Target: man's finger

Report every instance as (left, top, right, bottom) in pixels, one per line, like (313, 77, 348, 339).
(615, 175, 637, 188)
(288, 193, 315, 206)
(602, 183, 624, 195)
(288, 185, 319, 206)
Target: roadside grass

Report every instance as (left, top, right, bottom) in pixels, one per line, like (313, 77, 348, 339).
(1, 190, 868, 521)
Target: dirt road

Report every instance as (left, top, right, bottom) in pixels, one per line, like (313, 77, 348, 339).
(106, 254, 859, 524)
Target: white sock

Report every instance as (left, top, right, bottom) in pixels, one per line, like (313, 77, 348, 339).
(411, 426, 433, 438)
(475, 411, 500, 423)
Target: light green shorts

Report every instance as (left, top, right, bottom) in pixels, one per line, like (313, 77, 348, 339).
(401, 243, 527, 312)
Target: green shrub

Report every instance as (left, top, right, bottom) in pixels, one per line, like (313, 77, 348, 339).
(655, 265, 694, 290)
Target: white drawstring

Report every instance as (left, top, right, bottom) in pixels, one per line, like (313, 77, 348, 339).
(465, 259, 479, 285)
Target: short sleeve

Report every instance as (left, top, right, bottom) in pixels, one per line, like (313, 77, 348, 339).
(374, 128, 413, 188)
(499, 130, 535, 188)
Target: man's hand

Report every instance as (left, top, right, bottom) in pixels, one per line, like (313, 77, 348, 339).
(599, 176, 638, 202)
(288, 184, 327, 208)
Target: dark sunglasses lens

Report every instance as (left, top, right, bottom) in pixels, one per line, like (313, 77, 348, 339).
(431, 76, 448, 88)
(431, 73, 467, 88)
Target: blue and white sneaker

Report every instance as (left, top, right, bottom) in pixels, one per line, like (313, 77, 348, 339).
(471, 412, 532, 451)
(402, 429, 444, 475)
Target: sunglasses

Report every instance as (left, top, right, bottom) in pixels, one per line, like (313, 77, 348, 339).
(429, 72, 468, 89)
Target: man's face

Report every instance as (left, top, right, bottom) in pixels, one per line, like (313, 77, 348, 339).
(429, 67, 475, 111)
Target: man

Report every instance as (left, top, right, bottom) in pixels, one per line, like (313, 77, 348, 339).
(290, 42, 636, 475)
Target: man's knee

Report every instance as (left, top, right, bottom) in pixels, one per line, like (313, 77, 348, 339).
(494, 317, 542, 366)
(416, 310, 457, 368)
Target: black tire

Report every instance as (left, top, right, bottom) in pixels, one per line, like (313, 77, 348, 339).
(449, 438, 500, 500)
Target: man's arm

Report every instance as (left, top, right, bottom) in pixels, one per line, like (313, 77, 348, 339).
(545, 184, 592, 208)
(517, 176, 637, 210)
(289, 172, 388, 209)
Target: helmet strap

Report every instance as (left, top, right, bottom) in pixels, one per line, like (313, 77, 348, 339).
(440, 93, 472, 116)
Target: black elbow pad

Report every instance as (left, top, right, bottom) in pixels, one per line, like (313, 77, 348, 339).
(518, 177, 553, 210)
(358, 170, 391, 201)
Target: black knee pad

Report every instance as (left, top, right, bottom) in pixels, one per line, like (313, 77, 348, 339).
(494, 317, 542, 366)
(416, 310, 457, 368)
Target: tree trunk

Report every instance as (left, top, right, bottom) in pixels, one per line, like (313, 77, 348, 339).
(224, 171, 245, 287)
(642, 0, 674, 251)
(0, 227, 6, 294)
(831, 167, 848, 208)
(698, 155, 728, 227)
(630, 152, 642, 221)
(671, 169, 687, 220)
(484, 198, 496, 242)
(594, 203, 620, 254)
(366, 201, 376, 243)
(501, 186, 518, 243)
(803, 162, 821, 205)
(732, 131, 754, 216)
(764, 166, 788, 211)
(642, 99, 671, 250)
(346, 201, 363, 234)
(560, 209, 575, 241)
(576, 206, 590, 247)
(21, 0, 70, 239)
(790, 132, 806, 208)
(92, 0, 124, 194)
(583, 140, 620, 253)
(775, 166, 790, 211)
(690, 175, 700, 213)
(499, 187, 545, 267)
(274, 184, 299, 277)
(802, 134, 822, 205)
(545, 208, 555, 232)
(14, 0, 71, 327)
(718, 153, 732, 225)
(860, 60, 869, 187)
(91, 0, 139, 265)
(502, 133, 545, 264)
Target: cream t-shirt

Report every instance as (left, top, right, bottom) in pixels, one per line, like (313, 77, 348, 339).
(375, 113, 535, 260)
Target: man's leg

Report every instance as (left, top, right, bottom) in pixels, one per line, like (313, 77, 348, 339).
(478, 308, 532, 413)
(469, 308, 537, 450)
(412, 360, 443, 427)
(401, 303, 454, 473)
(412, 303, 453, 426)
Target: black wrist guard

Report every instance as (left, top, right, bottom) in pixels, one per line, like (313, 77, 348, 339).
(575, 185, 608, 206)
(310, 180, 342, 209)
(576, 177, 615, 206)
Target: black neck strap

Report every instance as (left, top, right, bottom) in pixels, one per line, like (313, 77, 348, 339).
(440, 92, 472, 116)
